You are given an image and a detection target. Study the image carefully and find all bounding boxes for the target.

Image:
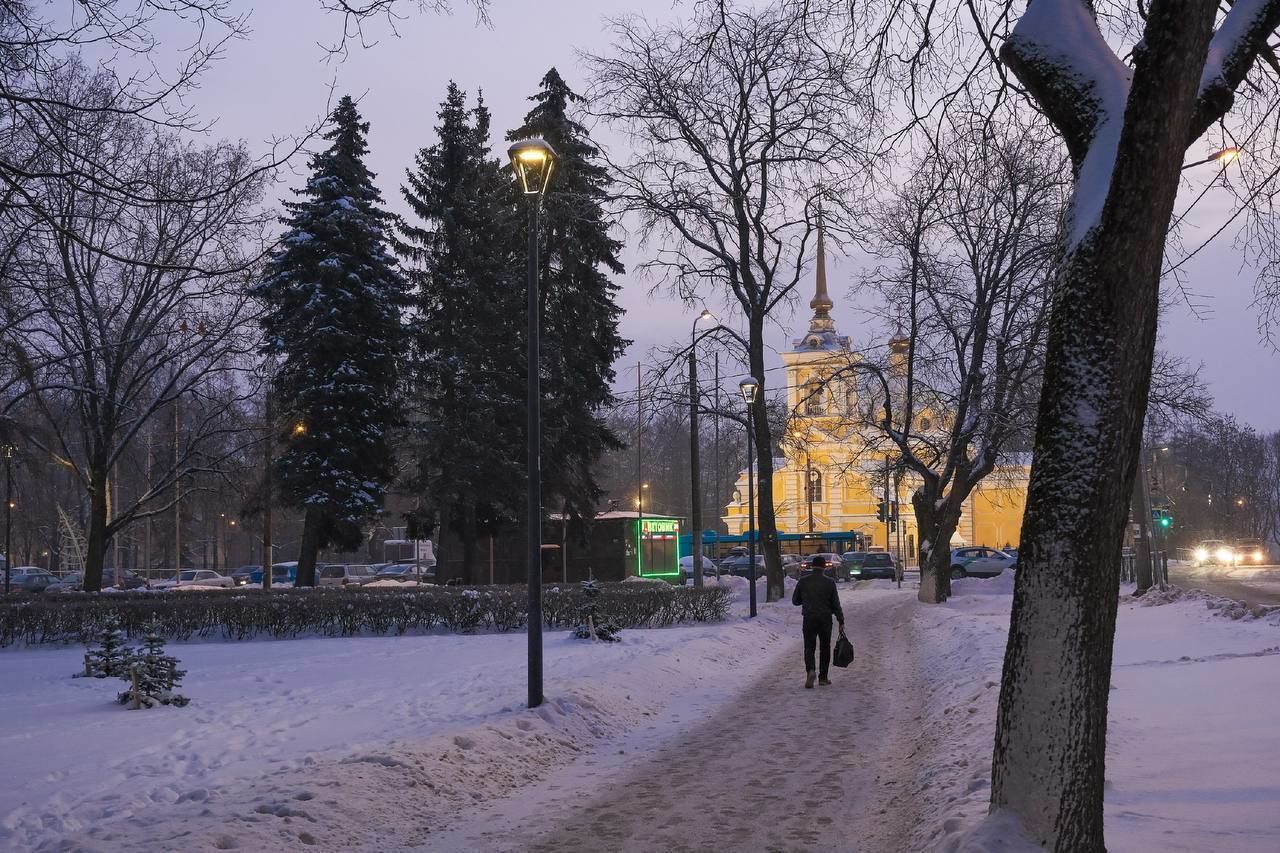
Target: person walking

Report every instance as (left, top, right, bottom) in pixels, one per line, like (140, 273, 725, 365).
(792, 555, 845, 688)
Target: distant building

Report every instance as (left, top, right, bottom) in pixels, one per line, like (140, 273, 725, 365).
(722, 220, 1029, 560)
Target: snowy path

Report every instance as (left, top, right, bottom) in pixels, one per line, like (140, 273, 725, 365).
(430, 592, 930, 853)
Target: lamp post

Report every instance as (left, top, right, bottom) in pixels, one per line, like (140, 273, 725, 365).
(509, 136, 557, 710)
(689, 309, 714, 587)
(3, 443, 14, 595)
(739, 377, 760, 617)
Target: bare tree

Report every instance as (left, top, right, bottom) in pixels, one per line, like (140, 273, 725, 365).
(843, 113, 1064, 603)
(0, 65, 270, 592)
(586, 0, 878, 601)
(985, 2, 1280, 848)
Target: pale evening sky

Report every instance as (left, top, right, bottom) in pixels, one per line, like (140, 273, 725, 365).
(169, 0, 1280, 432)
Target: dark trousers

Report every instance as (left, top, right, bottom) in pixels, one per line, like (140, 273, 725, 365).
(802, 615, 833, 678)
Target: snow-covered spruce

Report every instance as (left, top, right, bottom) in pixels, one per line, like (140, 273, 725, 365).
(573, 578, 621, 642)
(118, 620, 189, 709)
(78, 614, 134, 679)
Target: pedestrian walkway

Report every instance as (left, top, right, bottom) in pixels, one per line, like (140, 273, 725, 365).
(431, 593, 931, 853)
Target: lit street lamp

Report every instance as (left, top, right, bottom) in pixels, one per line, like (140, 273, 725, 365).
(1181, 146, 1241, 171)
(689, 309, 715, 588)
(739, 377, 760, 618)
(509, 136, 557, 710)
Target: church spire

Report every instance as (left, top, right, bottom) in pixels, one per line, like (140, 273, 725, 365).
(807, 208, 836, 335)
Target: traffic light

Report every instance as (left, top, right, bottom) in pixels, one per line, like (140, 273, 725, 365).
(890, 501, 900, 521)
(1151, 508, 1172, 529)
(876, 501, 888, 522)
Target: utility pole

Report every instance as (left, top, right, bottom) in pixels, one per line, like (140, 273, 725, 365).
(174, 397, 182, 586)
(262, 379, 273, 590)
(3, 443, 14, 595)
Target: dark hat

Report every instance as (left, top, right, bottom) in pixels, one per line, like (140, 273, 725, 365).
(811, 555, 827, 568)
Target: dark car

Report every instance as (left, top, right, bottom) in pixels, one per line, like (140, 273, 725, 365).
(6, 567, 57, 593)
(719, 554, 766, 577)
(230, 565, 263, 586)
(846, 551, 897, 580)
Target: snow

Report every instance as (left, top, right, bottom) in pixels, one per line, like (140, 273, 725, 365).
(1201, 0, 1272, 94)
(1007, 0, 1133, 251)
(2, 579, 1277, 851)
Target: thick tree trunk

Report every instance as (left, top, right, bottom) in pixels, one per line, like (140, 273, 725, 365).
(991, 8, 1217, 848)
(913, 490, 961, 604)
(296, 506, 322, 587)
(748, 318, 784, 601)
(83, 475, 109, 593)
(460, 504, 478, 586)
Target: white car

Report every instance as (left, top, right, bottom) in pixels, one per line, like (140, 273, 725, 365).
(1193, 540, 1233, 566)
(680, 554, 718, 579)
(949, 547, 1015, 579)
(152, 569, 235, 589)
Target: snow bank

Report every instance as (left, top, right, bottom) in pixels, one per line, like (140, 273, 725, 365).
(0, 594, 795, 851)
(949, 570, 1016, 597)
(1134, 584, 1279, 622)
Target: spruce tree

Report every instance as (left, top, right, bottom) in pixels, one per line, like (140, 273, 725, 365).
(396, 82, 524, 581)
(81, 615, 133, 679)
(118, 619, 188, 708)
(506, 68, 628, 527)
(252, 96, 407, 587)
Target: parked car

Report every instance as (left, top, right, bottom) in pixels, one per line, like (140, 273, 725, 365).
(373, 563, 433, 583)
(249, 562, 298, 585)
(317, 564, 377, 587)
(46, 569, 147, 592)
(846, 551, 898, 580)
(6, 566, 57, 593)
(680, 554, 718, 580)
(230, 565, 263, 586)
(1193, 539, 1233, 566)
(1233, 539, 1270, 565)
(719, 554, 766, 577)
(152, 569, 235, 589)
(949, 547, 1014, 579)
(805, 553, 845, 580)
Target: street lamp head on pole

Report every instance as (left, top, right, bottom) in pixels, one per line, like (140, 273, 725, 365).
(739, 376, 760, 406)
(507, 138, 557, 197)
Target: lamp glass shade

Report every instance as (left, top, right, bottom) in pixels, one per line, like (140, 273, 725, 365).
(739, 377, 759, 405)
(508, 138, 557, 196)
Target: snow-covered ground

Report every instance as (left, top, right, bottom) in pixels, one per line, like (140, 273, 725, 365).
(2, 573, 1277, 852)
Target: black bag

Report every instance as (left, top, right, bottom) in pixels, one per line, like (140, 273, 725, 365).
(833, 628, 854, 668)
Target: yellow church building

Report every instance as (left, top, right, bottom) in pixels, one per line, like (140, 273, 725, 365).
(721, 226, 1030, 564)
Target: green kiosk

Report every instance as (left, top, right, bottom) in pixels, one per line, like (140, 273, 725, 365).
(634, 516, 683, 580)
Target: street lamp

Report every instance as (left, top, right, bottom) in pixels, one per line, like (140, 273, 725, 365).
(1182, 146, 1241, 171)
(2, 443, 14, 595)
(509, 136, 557, 710)
(739, 377, 760, 618)
(688, 309, 715, 588)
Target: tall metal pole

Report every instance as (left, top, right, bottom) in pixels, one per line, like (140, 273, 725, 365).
(263, 380, 273, 590)
(688, 347, 703, 588)
(746, 407, 757, 618)
(526, 200, 544, 710)
(714, 353, 720, 540)
(3, 445, 13, 595)
(174, 398, 181, 586)
(636, 361, 643, 524)
(805, 443, 815, 534)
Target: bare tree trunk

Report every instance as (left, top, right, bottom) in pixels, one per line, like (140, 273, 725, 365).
(296, 506, 322, 587)
(460, 505, 478, 586)
(913, 490, 961, 604)
(749, 320, 784, 601)
(83, 474, 110, 592)
(992, 8, 1220, 845)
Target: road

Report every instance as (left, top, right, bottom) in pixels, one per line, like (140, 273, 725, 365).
(1167, 562, 1280, 607)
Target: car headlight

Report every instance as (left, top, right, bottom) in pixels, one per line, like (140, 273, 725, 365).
(1194, 548, 1208, 561)
(1216, 548, 1233, 563)
(1254, 550, 1264, 563)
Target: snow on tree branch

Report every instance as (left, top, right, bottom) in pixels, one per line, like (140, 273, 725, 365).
(1191, 0, 1280, 141)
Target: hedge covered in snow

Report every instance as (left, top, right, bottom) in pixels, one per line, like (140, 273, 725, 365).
(0, 583, 733, 646)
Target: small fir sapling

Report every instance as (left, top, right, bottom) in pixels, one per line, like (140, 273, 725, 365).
(573, 576, 621, 642)
(118, 620, 189, 708)
(79, 615, 134, 678)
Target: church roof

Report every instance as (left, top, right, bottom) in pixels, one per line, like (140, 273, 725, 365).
(791, 213, 849, 353)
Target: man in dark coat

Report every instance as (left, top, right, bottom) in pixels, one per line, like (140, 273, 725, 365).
(791, 555, 845, 688)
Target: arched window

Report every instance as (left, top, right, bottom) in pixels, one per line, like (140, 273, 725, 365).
(806, 469, 823, 504)
(804, 378, 826, 416)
